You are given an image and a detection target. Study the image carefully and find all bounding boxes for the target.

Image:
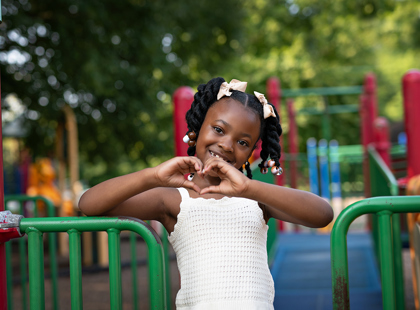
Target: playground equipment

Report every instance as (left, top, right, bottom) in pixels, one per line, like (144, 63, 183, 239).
(4, 196, 59, 310)
(331, 196, 420, 310)
(0, 215, 166, 310)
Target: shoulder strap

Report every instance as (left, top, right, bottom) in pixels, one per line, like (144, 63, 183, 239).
(177, 187, 190, 202)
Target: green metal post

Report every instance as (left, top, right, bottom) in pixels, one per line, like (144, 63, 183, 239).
(45, 195, 59, 310)
(368, 146, 405, 309)
(27, 228, 45, 310)
(68, 229, 83, 310)
(129, 232, 139, 310)
(331, 196, 420, 310)
(5, 195, 60, 310)
(162, 228, 171, 310)
(48, 231, 59, 310)
(19, 216, 166, 309)
(5, 242, 12, 310)
(377, 211, 396, 310)
(19, 232, 28, 310)
(392, 213, 405, 310)
(108, 228, 122, 310)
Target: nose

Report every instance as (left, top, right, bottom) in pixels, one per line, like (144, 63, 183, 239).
(218, 137, 234, 153)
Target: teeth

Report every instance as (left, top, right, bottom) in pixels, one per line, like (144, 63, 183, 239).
(210, 151, 227, 162)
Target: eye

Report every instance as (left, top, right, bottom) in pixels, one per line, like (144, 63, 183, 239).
(213, 126, 223, 134)
(238, 140, 249, 147)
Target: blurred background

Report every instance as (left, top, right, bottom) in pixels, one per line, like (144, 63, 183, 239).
(0, 0, 418, 187)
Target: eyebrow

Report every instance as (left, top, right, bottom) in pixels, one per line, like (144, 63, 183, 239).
(215, 119, 252, 139)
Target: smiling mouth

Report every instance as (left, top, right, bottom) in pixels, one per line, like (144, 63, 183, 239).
(209, 150, 231, 163)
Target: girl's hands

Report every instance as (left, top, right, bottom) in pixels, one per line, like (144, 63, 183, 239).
(154, 157, 203, 193)
(199, 157, 251, 197)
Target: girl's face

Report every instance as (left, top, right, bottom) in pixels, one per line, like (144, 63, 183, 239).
(195, 98, 261, 171)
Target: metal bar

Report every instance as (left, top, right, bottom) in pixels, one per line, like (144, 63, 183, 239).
(162, 228, 172, 310)
(331, 196, 420, 310)
(19, 233, 28, 310)
(368, 146, 399, 196)
(48, 232, 59, 310)
(319, 139, 330, 200)
(27, 228, 45, 310)
(377, 211, 396, 310)
(392, 213, 405, 310)
(20, 216, 166, 309)
(5, 195, 59, 310)
(129, 232, 139, 310)
(68, 229, 83, 310)
(282, 85, 363, 98)
(108, 228, 122, 310)
(47, 194, 59, 310)
(307, 138, 319, 195)
(298, 104, 359, 116)
(5, 242, 12, 310)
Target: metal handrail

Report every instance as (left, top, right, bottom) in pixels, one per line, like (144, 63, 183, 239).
(19, 216, 166, 310)
(5, 195, 59, 310)
(331, 196, 420, 310)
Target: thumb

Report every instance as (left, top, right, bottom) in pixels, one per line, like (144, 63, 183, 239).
(200, 185, 221, 195)
(183, 180, 201, 193)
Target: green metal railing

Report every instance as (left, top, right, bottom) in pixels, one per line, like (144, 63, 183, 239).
(368, 146, 405, 309)
(18, 216, 166, 310)
(5, 195, 59, 310)
(129, 227, 171, 310)
(331, 196, 420, 310)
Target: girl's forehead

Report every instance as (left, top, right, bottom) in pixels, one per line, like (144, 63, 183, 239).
(209, 98, 257, 117)
(206, 98, 261, 128)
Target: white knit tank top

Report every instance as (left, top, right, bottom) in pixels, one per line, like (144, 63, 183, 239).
(168, 187, 275, 310)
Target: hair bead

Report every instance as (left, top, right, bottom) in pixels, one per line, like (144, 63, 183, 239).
(188, 131, 197, 140)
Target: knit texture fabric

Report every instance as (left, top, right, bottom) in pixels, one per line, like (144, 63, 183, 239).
(168, 188, 275, 310)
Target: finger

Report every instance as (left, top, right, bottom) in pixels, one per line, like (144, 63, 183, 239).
(203, 159, 226, 174)
(192, 159, 204, 178)
(183, 180, 201, 193)
(179, 157, 203, 174)
(203, 162, 228, 177)
(200, 185, 221, 195)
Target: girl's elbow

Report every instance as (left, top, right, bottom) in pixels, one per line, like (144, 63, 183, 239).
(319, 203, 334, 228)
(78, 193, 94, 216)
(324, 206, 334, 227)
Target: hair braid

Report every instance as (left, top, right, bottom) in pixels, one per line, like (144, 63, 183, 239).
(185, 77, 226, 156)
(258, 103, 283, 169)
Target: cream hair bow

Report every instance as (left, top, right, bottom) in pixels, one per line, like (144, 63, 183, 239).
(254, 91, 276, 119)
(217, 79, 248, 100)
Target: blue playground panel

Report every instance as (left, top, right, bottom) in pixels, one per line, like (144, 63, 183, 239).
(270, 233, 382, 310)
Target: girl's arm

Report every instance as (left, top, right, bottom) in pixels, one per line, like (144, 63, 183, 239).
(246, 180, 333, 228)
(200, 159, 333, 228)
(78, 157, 203, 221)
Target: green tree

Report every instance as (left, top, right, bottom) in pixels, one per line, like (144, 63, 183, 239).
(1, 0, 244, 184)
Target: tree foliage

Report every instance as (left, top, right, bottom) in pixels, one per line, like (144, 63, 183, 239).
(1, 0, 419, 185)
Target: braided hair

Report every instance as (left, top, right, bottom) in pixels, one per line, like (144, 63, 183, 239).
(185, 77, 283, 179)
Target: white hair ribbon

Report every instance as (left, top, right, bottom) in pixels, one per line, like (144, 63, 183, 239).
(254, 91, 276, 119)
(217, 79, 248, 100)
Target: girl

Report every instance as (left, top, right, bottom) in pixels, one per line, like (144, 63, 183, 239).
(79, 77, 333, 310)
